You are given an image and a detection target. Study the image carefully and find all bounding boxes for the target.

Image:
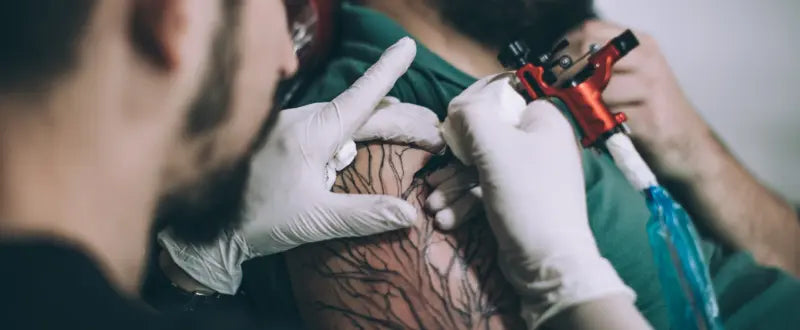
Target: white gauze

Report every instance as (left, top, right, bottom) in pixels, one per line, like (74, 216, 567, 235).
(605, 133, 658, 190)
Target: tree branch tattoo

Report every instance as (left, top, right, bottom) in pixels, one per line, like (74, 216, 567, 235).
(286, 143, 522, 329)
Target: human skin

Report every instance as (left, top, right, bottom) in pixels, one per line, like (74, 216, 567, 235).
(286, 143, 523, 329)
(0, 0, 297, 295)
(563, 20, 800, 276)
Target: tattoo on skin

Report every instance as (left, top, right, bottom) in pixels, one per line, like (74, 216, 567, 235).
(287, 143, 522, 329)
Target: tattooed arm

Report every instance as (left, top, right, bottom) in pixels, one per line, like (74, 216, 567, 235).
(285, 143, 523, 329)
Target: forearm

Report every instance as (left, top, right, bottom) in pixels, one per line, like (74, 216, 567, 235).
(662, 130, 800, 275)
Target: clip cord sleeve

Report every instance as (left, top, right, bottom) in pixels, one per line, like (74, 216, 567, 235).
(604, 133, 723, 329)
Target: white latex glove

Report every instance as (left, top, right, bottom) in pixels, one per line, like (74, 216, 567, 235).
(427, 73, 523, 230)
(424, 163, 482, 230)
(426, 73, 524, 229)
(326, 96, 441, 187)
(443, 76, 635, 329)
(440, 72, 527, 165)
(159, 37, 445, 295)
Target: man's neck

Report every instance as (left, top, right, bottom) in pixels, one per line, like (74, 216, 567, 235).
(364, 1, 506, 78)
(0, 91, 162, 295)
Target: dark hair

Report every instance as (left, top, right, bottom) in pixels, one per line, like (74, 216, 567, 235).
(431, 0, 596, 55)
(0, 1, 96, 93)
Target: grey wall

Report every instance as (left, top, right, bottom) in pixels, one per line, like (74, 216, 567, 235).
(596, 0, 800, 202)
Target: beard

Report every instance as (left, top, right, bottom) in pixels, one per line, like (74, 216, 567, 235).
(153, 107, 279, 245)
(430, 0, 596, 55)
(153, 1, 281, 245)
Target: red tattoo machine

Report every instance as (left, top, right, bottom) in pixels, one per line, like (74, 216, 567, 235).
(498, 30, 639, 147)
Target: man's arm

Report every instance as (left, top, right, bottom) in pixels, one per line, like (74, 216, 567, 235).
(566, 20, 800, 276)
(286, 143, 522, 329)
(654, 129, 800, 276)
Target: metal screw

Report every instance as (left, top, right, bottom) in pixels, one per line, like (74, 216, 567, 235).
(558, 55, 573, 69)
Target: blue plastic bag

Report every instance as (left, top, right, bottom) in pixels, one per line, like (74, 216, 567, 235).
(645, 186, 724, 330)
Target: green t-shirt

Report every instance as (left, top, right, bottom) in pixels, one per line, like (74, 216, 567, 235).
(289, 3, 800, 329)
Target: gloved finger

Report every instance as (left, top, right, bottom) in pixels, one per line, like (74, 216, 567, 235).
(517, 101, 584, 172)
(435, 188, 482, 231)
(454, 72, 505, 98)
(425, 163, 462, 188)
(448, 73, 525, 126)
(603, 73, 649, 106)
(442, 75, 522, 164)
(321, 192, 417, 238)
(382, 96, 401, 105)
(442, 104, 513, 165)
(425, 167, 479, 212)
(353, 101, 445, 153)
(319, 37, 416, 150)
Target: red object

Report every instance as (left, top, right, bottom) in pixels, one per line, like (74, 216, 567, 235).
(276, 0, 341, 108)
(284, 0, 340, 71)
(513, 30, 637, 147)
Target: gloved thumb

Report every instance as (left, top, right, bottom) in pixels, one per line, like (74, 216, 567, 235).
(319, 193, 418, 238)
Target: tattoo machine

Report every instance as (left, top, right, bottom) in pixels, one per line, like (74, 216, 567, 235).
(499, 31, 724, 330)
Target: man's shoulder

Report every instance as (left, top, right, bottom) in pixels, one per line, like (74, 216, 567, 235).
(293, 54, 452, 118)
(294, 57, 374, 105)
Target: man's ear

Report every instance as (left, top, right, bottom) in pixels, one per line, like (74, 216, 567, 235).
(131, 0, 186, 70)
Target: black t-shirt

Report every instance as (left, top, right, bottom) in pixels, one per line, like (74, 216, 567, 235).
(0, 241, 259, 330)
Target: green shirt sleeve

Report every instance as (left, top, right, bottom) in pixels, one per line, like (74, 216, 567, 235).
(705, 246, 800, 329)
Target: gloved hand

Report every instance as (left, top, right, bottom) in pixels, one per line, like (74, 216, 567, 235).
(424, 163, 482, 230)
(326, 96, 442, 187)
(159, 37, 445, 295)
(442, 75, 634, 328)
(428, 73, 524, 230)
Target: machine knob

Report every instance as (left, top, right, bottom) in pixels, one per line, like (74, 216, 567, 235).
(499, 40, 531, 70)
(612, 30, 640, 57)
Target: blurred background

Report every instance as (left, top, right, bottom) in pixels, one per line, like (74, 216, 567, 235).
(597, 0, 800, 202)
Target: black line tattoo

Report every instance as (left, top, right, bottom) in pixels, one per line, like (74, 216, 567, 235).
(287, 143, 522, 329)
